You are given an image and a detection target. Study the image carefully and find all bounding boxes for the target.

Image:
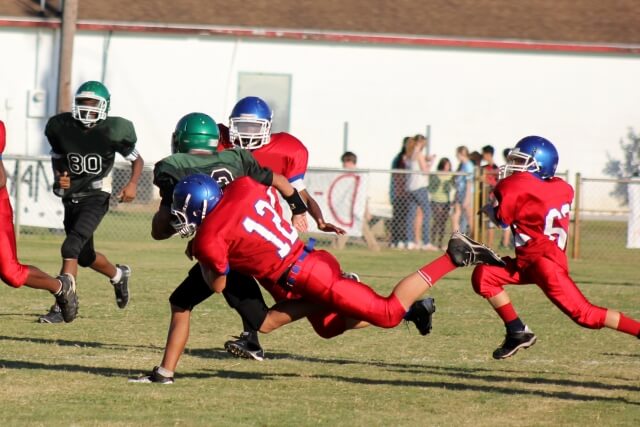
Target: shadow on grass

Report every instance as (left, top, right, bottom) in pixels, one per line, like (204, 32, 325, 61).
(0, 358, 215, 381)
(0, 335, 165, 352)
(0, 355, 638, 406)
(203, 368, 640, 406)
(216, 348, 640, 393)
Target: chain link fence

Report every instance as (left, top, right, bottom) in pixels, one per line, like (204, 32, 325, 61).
(5, 155, 639, 261)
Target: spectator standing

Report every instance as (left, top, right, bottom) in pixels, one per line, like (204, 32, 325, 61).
(451, 145, 475, 235)
(389, 137, 412, 248)
(500, 147, 514, 249)
(341, 151, 357, 169)
(480, 145, 499, 247)
(405, 135, 438, 250)
(428, 157, 453, 250)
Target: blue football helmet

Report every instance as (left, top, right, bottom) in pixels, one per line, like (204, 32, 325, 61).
(171, 174, 223, 238)
(229, 96, 273, 150)
(502, 136, 559, 180)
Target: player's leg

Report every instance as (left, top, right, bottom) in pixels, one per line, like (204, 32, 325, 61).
(0, 198, 78, 321)
(222, 270, 272, 360)
(130, 265, 217, 384)
(532, 257, 640, 338)
(471, 259, 537, 359)
(291, 233, 503, 329)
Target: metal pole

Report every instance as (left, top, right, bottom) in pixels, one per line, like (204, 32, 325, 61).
(342, 121, 349, 153)
(572, 172, 581, 259)
(425, 124, 431, 157)
(56, 0, 78, 113)
(14, 159, 22, 241)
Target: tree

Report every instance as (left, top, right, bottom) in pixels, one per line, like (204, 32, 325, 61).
(603, 129, 640, 205)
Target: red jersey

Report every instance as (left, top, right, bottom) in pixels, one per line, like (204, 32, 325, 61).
(0, 120, 6, 154)
(193, 177, 305, 283)
(494, 172, 574, 270)
(218, 124, 309, 190)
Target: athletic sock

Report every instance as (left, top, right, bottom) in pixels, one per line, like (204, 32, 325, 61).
(157, 366, 174, 378)
(616, 313, 640, 337)
(52, 280, 63, 296)
(110, 267, 123, 284)
(494, 302, 525, 333)
(417, 254, 457, 286)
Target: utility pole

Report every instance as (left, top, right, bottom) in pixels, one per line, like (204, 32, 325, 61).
(56, 0, 78, 113)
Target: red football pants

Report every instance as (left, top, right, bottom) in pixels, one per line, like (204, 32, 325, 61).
(280, 250, 406, 330)
(472, 256, 607, 329)
(0, 193, 29, 287)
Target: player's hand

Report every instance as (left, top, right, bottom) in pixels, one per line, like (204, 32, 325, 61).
(118, 182, 137, 203)
(58, 171, 71, 189)
(479, 203, 500, 227)
(291, 214, 308, 233)
(185, 239, 194, 260)
(317, 220, 346, 235)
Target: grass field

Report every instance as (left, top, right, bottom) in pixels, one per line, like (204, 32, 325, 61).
(1, 227, 639, 426)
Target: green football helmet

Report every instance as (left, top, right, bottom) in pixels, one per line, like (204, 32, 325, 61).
(72, 81, 110, 127)
(172, 113, 220, 154)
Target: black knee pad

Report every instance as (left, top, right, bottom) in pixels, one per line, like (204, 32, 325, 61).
(61, 234, 84, 260)
(77, 250, 96, 267)
(222, 271, 269, 331)
(169, 264, 215, 311)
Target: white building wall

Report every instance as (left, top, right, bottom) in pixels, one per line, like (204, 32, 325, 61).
(1, 27, 639, 194)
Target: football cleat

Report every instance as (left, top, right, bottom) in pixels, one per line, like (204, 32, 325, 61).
(38, 304, 64, 324)
(113, 264, 131, 309)
(55, 273, 78, 323)
(492, 327, 537, 359)
(128, 366, 174, 384)
(341, 271, 360, 282)
(404, 298, 436, 336)
(446, 231, 506, 267)
(224, 332, 265, 361)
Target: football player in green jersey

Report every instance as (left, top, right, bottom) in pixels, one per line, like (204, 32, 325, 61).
(146, 113, 307, 376)
(40, 81, 144, 323)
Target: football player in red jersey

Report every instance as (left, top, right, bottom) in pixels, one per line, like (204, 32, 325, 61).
(476, 136, 640, 360)
(0, 120, 78, 321)
(217, 96, 349, 358)
(129, 174, 503, 383)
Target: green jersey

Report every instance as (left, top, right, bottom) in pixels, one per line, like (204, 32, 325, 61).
(45, 113, 138, 199)
(153, 149, 273, 206)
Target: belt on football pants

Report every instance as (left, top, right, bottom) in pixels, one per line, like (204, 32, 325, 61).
(283, 238, 316, 287)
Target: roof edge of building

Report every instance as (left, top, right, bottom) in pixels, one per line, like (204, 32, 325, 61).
(2, 16, 639, 55)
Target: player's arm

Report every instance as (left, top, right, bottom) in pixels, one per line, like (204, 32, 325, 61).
(271, 173, 309, 232)
(301, 190, 346, 235)
(151, 166, 179, 240)
(151, 204, 177, 240)
(199, 264, 227, 293)
(0, 159, 6, 190)
(119, 153, 144, 203)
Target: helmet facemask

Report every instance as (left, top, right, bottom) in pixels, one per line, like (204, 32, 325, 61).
(72, 94, 108, 127)
(170, 193, 209, 238)
(500, 149, 539, 179)
(229, 117, 271, 150)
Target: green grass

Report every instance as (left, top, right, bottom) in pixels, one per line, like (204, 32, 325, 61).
(1, 226, 639, 426)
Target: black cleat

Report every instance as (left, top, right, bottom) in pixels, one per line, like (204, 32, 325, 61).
(342, 271, 360, 282)
(113, 264, 131, 309)
(38, 304, 64, 324)
(492, 327, 537, 359)
(404, 298, 436, 336)
(54, 273, 78, 323)
(128, 366, 174, 384)
(224, 332, 265, 361)
(447, 231, 506, 267)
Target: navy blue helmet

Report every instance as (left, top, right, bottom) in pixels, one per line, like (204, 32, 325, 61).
(229, 96, 273, 150)
(171, 174, 222, 238)
(502, 136, 559, 180)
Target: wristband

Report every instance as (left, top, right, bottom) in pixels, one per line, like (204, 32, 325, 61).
(284, 189, 307, 215)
